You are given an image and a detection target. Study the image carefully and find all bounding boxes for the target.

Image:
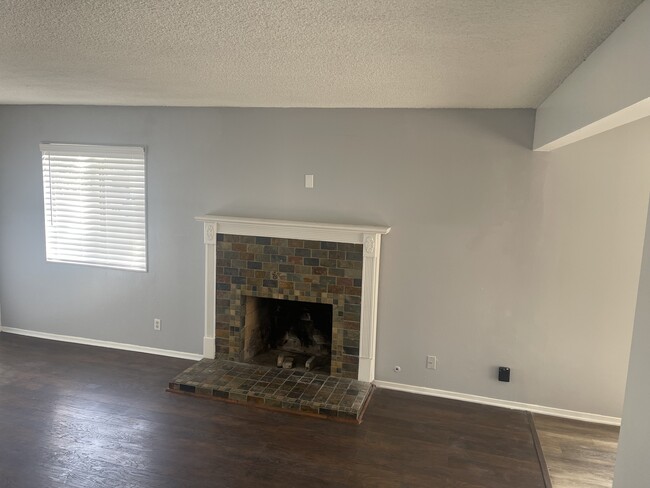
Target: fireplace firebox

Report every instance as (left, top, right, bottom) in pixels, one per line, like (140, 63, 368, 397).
(243, 296, 333, 374)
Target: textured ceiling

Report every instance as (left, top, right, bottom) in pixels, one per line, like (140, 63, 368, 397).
(0, 0, 643, 108)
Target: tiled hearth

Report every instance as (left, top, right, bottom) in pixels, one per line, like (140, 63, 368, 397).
(168, 358, 374, 422)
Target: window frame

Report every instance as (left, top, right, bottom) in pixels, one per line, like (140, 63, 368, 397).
(40, 142, 148, 272)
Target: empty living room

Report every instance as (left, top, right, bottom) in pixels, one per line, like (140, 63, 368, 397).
(2, 1, 650, 487)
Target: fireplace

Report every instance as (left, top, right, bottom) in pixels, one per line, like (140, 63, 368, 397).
(196, 215, 390, 382)
(243, 296, 333, 374)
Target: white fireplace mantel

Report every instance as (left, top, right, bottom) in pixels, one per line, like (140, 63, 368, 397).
(195, 215, 391, 382)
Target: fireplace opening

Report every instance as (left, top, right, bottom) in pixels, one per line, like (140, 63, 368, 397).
(243, 296, 333, 374)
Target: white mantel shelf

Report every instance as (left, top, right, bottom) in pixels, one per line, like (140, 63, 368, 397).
(195, 215, 390, 244)
(196, 215, 391, 383)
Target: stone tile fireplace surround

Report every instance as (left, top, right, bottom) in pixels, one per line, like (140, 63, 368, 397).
(196, 216, 390, 382)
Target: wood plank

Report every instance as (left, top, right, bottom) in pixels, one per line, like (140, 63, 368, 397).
(533, 413, 620, 488)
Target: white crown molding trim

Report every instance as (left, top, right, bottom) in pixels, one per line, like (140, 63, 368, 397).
(196, 215, 391, 382)
(374, 380, 621, 426)
(534, 97, 650, 152)
(0, 326, 203, 361)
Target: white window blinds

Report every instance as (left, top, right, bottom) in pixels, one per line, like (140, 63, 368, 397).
(41, 143, 147, 271)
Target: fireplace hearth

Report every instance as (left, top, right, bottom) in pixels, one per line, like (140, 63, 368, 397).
(169, 358, 375, 422)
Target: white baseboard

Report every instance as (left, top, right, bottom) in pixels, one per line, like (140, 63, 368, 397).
(374, 380, 621, 426)
(0, 326, 203, 361)
(0, 323, 622, 425)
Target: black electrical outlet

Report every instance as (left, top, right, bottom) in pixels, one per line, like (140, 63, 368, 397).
(498, 367, 510, 382)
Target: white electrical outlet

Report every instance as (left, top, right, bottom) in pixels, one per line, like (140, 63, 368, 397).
(154, 318, 161, 331)
(426, 355, 437, 370)
(305, 174, 314, 188)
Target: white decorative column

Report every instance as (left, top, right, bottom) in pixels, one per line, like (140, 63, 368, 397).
(196, 215, 390, 382)
(202, 221, 217, 359)
(358, 233, 382, 382)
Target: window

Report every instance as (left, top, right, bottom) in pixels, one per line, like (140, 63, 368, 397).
(41, 143, 147, 271)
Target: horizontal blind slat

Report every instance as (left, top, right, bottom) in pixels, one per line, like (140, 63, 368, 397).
(47, 251, 147, 262)
(47, 233, 146, 244)
(46, 247, 147, 259)
(46, 221, 145, 231)
(48, 209, 146, 219)
(47, 231, 145, 240)
(47, 257, 146, 271)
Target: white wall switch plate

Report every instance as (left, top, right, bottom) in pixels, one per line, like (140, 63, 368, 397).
(426, 355, 437, 370)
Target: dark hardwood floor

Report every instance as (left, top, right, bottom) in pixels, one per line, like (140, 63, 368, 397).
(0, 332, 546, 487)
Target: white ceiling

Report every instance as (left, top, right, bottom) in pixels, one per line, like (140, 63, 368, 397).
(0, 0, 643, 108)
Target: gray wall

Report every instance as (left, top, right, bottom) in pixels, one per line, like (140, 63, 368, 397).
(0, 106, 648, 417)
(523, 118, 650, 416)
(613, 198, 650, 487)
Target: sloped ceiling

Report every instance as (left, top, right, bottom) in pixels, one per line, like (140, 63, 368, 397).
(0, 0, 643, 108)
